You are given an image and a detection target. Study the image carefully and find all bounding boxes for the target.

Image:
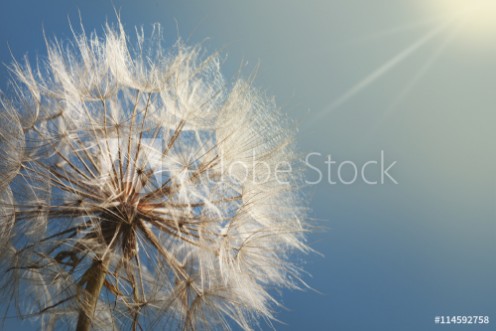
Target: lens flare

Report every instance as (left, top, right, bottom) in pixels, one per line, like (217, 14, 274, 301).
(421, 0, 496, 45)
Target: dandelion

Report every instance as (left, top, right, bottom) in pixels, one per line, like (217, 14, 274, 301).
(0, 19, 309, 331)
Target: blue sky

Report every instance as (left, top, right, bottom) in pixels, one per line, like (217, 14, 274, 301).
(1, 1, 495, 330)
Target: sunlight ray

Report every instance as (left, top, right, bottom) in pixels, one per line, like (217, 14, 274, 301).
(303, 17, 457, 129)
(348, 15, 451, 45)
(360, 25, 463, 145)
(382, 24, 461, 119)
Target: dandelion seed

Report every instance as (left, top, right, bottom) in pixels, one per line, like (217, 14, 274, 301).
(0, 19, 310, 331)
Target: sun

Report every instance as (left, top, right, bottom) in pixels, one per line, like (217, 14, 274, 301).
(421, 0, 496, 45)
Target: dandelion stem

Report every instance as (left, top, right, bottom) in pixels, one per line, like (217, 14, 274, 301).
(76, 256, 111, 331)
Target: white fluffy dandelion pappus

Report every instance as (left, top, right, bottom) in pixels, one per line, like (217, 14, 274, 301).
(0, 18, 310, 331)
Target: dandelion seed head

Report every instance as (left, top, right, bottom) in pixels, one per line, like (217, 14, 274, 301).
(0, 19, 309, 330)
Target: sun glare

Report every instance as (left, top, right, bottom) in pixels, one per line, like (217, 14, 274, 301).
(422, 0, 496, 45)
